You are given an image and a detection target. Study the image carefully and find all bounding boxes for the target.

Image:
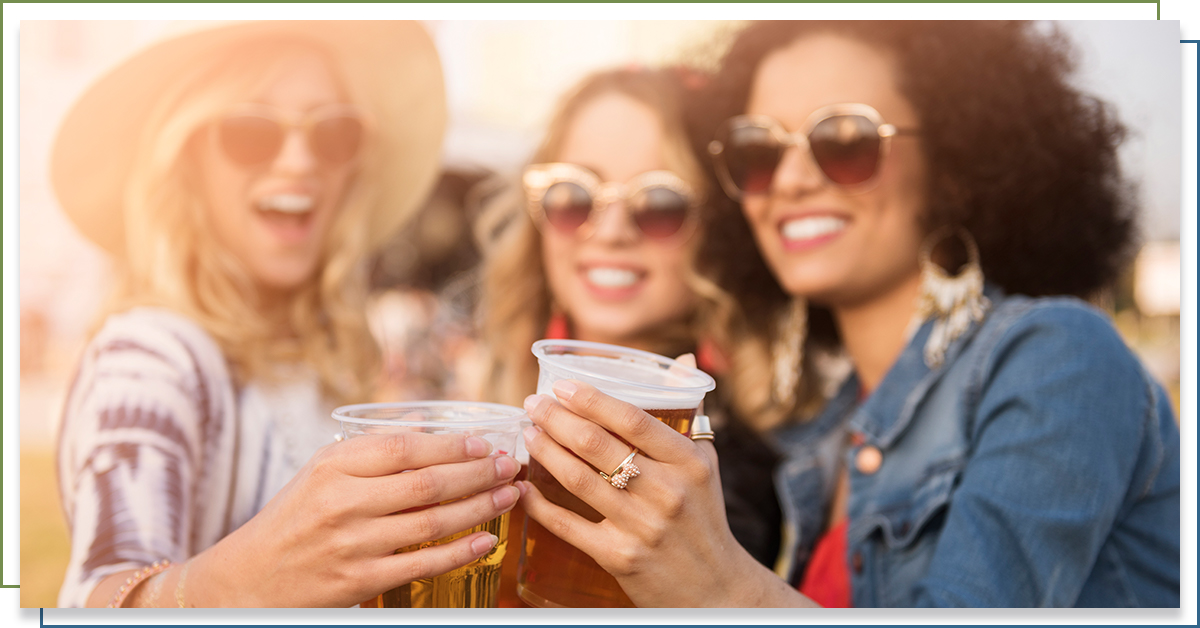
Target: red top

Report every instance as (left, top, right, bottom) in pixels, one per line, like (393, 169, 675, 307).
(797, 518, 852, 608)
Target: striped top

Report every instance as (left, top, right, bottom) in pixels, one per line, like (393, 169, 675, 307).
(56, 308, 341, 607)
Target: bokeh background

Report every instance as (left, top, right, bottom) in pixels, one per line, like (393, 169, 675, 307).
(18, 20, 1182, 607)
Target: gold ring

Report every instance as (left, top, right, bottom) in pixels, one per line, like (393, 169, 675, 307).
(599, 450, 641, 489)
(690, 414, 715, 441)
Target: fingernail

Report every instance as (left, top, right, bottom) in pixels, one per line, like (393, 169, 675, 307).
(523, 425, 542, 444)
(494, 455, 517, 478)
(471, 533, 499, 555)
(465, 436, 491, 458)
(523, 394, 545, 415)
(515, 481, 529, 498)
(492, 485, 518, 509)
(552, 380, 578, 401)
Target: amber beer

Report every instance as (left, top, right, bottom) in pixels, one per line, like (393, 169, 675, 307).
(518, 406, 697, 608)
(360, 510, 510, 608)
(332, 401, 527, 609)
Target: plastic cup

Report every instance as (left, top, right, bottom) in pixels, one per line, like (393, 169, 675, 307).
(333, 401, 526, 608)
(517, 340, 716, 608)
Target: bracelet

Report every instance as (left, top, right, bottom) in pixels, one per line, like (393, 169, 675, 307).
(107, 560, 172, 608)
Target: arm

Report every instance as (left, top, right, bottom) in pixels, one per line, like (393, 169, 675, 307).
(912, 304, 1160, 607)
(519, 381, 817, 607)
(61, 315, 521, 607)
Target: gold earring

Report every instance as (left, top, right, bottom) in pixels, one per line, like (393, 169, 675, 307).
(913, 226, 990, 368)
(772, 297, 807, 406)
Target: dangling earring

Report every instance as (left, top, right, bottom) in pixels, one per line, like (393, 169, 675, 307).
(913, 226, 990, 368)
(772, 297, 807, 406)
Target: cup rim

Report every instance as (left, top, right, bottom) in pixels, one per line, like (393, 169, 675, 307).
(530, 339, 716, 395)
(331, 400, 527, 429)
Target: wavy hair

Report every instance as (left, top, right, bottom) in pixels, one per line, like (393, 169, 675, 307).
(102, 38, 385, 404)
(475, 68, 808, 431)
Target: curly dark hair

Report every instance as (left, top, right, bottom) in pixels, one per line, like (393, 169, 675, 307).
(689, 21, 1139, 347)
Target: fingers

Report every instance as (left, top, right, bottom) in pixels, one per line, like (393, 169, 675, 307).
(528, 380, 693, 464)
(521, 423, 630, 523)
(371, 483, 519, 556)
(365, 454, 521, 516)
(523, 393, 636, 479)
(372, 529, 501, 591)
(328, 432, 493, 478)
(517, 479, 614, 568)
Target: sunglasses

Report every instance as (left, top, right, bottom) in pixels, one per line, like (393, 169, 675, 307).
(708, 103, 918, 199)
(214, 103, 367, 167)
(522, 162, 701, 242)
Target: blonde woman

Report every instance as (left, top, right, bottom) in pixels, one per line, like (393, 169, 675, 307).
(53, 21, 519, 608)
(475, 67, 815, 570)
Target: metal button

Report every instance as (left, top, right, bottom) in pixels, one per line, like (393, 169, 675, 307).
(852, 551, 864, 574)
(855, 445, 882, 475)
(849, 431, 866, 446)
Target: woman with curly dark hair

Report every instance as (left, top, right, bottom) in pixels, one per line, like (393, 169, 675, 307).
(515, 21, 1180, 607)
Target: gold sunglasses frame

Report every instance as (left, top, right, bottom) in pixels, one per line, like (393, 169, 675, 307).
(521, 162, 702, 244)
(707, 103, 918, 200)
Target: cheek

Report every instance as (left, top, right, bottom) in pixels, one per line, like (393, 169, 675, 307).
(540, 230, 576, 299)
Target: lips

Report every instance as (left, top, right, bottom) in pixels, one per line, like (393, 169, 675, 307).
(778, 214, 848, 251)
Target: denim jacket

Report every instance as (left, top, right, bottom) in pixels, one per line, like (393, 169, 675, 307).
(770, 289, 1180, 607)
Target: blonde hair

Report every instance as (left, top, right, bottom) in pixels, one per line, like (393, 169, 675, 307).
(475, 68, 806, 431)
(101, 38, 384, 404)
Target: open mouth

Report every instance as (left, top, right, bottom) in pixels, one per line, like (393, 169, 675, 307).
(253, 193, 318, 241)
(256, 193, 315, 214)
(585, 266, 642, 289)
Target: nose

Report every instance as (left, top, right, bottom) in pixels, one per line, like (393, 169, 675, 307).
(770, 140, 823, 199)
(588, 196, 640, 246)
(271, 127, 318, 175)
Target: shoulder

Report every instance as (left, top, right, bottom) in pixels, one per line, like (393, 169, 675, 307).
(979, 295, 1139, 376)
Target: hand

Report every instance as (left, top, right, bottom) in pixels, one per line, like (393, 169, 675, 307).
(518, 379, 810, 607)
(188, 431, 521, 607)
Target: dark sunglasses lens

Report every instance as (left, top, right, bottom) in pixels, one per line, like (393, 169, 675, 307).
(218, 115, 284, 165)
(311, 115, 364, 165)
(631, 187, 690, 239)
(541, 181, 592, 233)
(809, 115, 882, 186)
(724, 125, 783, 194)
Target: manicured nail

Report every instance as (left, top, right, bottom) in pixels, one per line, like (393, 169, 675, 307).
(471, 533, 499, 555)
(494, 455, 518, 478)
(465, 436, 491, 458)
(552, 380, 578, 401)
(492, 485, 518, 509)
(523, 394, 545, 415)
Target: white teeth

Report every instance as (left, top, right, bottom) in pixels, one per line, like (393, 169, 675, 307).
(781, 216, 847, 241)
(257, 194, 315, 214)
(586, 267, 639, 288)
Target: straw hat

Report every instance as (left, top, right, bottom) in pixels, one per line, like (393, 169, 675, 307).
(50, 20, 447, 256)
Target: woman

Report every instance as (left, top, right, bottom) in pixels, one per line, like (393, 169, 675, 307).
(475, 67, 799, 571)
(54, 21, 520, 608)
(517, 21, 1180, 607)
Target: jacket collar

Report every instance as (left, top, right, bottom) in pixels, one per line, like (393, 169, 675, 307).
(846, 283, 1006, 449)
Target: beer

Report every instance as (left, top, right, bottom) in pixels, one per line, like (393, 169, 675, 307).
(333, 401, 526, 609)
(521, 340, 715, 608)
(360, 510, 510, 608)
(517, 406, 697, 608)
(496, 465, 531, 608)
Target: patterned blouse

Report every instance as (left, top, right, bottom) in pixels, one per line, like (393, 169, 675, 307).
(56, 308, 341, 607)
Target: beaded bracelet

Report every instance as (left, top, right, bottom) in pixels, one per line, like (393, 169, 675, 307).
(107, 560, 172, 608)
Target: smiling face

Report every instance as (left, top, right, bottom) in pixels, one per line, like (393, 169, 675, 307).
(540, 92, 698, 348)
(197, 52, 353, 295)
(741, 34, 929, 309)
